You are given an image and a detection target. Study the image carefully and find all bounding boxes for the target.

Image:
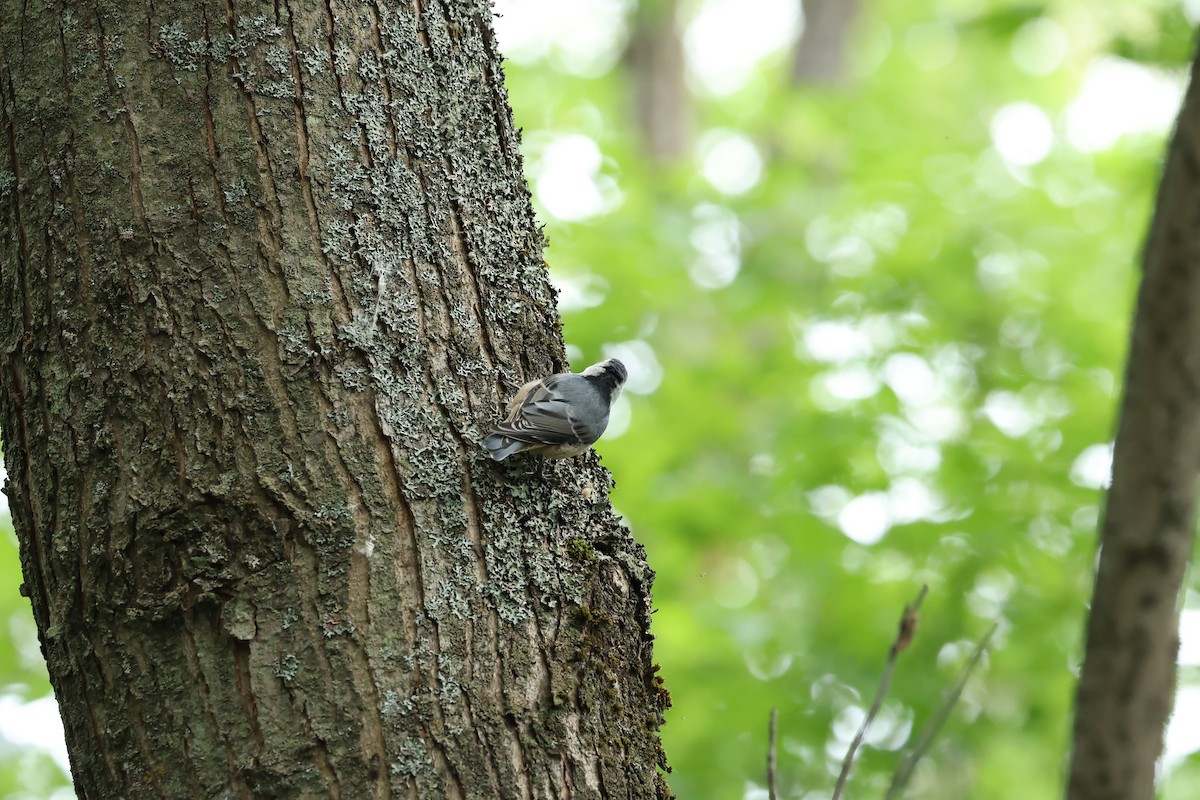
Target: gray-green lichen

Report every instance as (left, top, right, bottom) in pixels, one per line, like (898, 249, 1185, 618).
(0, 0, 667, 795)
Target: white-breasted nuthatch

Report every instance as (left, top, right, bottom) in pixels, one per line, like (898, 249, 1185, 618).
(482, 358, 628, 461)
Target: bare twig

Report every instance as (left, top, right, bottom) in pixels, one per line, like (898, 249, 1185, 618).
(768, 708, 779, 800)
(830, 584, 928, 800)
(884, 621, 999, 799)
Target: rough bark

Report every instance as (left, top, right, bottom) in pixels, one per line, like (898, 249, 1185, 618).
(1065, 47, 1200, 800)
(0, 2, 669, 798)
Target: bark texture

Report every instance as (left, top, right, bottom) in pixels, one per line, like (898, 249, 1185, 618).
(1066, 48, 1200, 800)
(0, 2, 669, 798)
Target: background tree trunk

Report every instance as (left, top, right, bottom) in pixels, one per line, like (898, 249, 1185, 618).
(625, 0, 691, 163)
(1066, 46, 1200, 800)
(0, 2, 669, 798)
(792, 0, 860, 85)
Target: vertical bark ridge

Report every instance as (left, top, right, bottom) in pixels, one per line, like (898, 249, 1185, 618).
(0, 0, 669, 797)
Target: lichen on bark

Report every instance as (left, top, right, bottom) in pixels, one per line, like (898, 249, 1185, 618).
(0, 1, 670, 797)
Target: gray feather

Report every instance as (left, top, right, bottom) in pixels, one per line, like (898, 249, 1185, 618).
(482, 359, 626, 461)
(481, 433, 528, 461)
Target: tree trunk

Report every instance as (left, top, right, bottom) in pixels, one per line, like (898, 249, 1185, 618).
(0, 2, 669, 798)
(792, 0, 859, 85)
(625, 0, 691, 163)
(1066, 46, 1200, 800)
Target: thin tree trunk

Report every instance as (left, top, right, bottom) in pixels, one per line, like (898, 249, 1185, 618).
(792, 0, 860, 85)
(1066, 46, 1200, 800)
(625, 0, 691, 163)
(0, 2, 670, 798)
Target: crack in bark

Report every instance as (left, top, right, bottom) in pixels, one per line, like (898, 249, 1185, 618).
(95, 11, 147, 229)
(0, 2, 669, 797)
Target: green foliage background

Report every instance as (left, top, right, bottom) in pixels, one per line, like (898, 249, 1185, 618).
(2, 0, 1199, 797)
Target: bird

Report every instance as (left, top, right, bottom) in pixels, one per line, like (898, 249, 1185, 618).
(482, 358, 628, 461)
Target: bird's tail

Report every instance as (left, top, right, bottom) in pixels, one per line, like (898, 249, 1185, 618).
(482, 433, 527, 461)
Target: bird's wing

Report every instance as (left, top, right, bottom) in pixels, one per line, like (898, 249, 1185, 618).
(493, 378, 591, 445)
(503, 378, 543, 416)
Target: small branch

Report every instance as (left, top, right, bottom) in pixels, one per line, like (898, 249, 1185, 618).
(768, 708, 779, 800)
(830, 585, 928, 800)
(884, 621, 999, 800)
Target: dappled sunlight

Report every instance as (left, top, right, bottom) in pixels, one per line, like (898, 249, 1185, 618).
(688, 204, 742, 289)
(526, 133, 623, 221)
(0, 695, 69, 773)
(602, 393, 633, 440)
(492, 0, 632, 76)
(830, 701, 915, 756)
(804, 218, 876, 277)
(877, 420, 943, 475)
(698, 130, 764, 196)
(991, 102, 1056, 167)
(813, 364, 881, 407)
(1010, 18, 1069, 75)
(744, 649, 794, 682)
(983, 390, 1037, 438)
(1069, 443, 1113, 489)
(549, 269, 609, 312)
(966, 568, 1016, 619)
(683, 0, 799, 95)
(602, 339, 663, 395)
(1064, 56, 1185, 152)
(797, 319, 875, 363)
(6, 0, 1200, 794)
(836, 491, 891, 545)
(882, 352, 939, 408)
